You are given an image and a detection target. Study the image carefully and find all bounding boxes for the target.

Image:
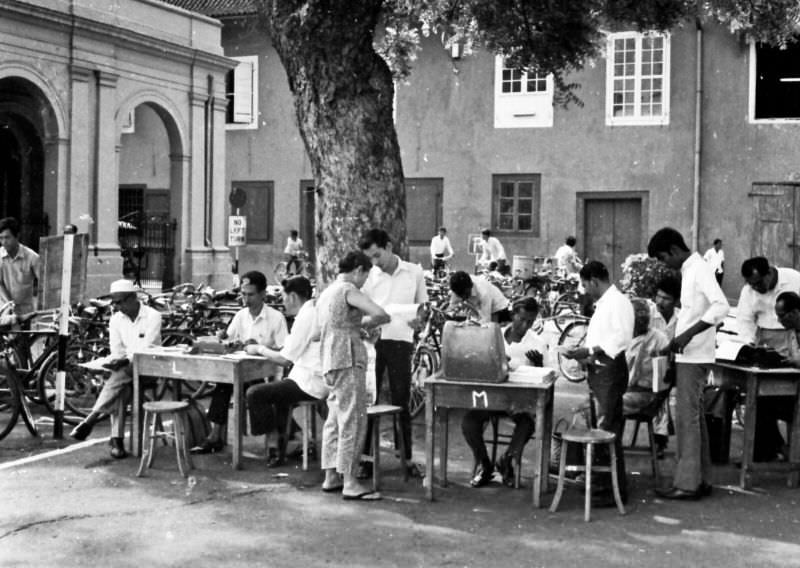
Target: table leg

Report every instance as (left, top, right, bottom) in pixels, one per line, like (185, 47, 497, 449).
(425, 384, 434, 500)
(132, 364, 142, 457)
(532, 391, 546, 508)
(233, 374, 243, 470)
(740, 373, 758, 489)
(788, 383, 800, 488)
(439, 407, 449, 487)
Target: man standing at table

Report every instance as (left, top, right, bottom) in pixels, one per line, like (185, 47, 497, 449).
(563, 261, 634, 506)
(429, 227, 454, 272)
(191, 270, 287, 454)
(0, 217, 40, 316)
(648, 227, 729, 500)
(359, 228, 428, 478)
(70, 279, 161, 458)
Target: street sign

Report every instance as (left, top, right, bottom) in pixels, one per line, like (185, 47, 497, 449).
(228, 216, 247, 247)
(229, 187, 247, 209)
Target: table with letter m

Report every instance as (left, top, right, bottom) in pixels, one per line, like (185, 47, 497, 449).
(132, 348, 278, 470)
(424, 374, 555, 507)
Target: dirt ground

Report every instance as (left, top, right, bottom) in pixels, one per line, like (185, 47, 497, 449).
(2, 375, 800, 568)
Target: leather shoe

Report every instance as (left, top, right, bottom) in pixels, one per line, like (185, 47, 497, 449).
(70, 414, 98, 441)
(109, 437, 128, 459)
(189, 439, 224, 454)
(655, 486, 701, 500)
(356, 462, 373, 480)
(266, 448, 285, 468)
(469, 462, 493, 488)
(496, 454, 515, 488)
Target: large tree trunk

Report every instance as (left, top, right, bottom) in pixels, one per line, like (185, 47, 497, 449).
(260, 1, 406, 284)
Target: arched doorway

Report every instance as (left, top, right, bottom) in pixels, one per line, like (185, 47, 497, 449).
(117, 100, 184, 289)
(0, 76, 55, 249)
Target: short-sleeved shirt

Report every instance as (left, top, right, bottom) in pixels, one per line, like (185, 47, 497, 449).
(430, 235, 454, 259)
(279, 300, 327, 399)
(362, 257, 428, 342)
(109, 303, 162, 360)
(226, 304, 287, 350)
(284, 237, 304, 256)
(676, 252, 729, 363)
(449, 275, 510, 323)
(504, 326, 548, 371)
(585, 284, 634, 359)
(703, 247, 725, 274)
(736, 267, 800, 343)
(0, 244, 40, 314)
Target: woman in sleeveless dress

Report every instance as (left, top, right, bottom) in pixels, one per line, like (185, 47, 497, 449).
(317, 251, 389, 500)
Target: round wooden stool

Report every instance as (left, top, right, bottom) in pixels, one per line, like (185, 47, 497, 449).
(136, 400, 193, 477)
(549, 428, 626, 522)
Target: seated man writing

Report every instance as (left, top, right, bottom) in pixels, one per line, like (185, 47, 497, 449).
(191, 270, 287, 454)
(622, 298, 671, 457)
(246, 276, 328, 467)
(461, 297, 546, 487)
(70, 279, 162, 458)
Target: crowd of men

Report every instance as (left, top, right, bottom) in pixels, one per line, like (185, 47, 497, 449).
(2, 212, 797, 506)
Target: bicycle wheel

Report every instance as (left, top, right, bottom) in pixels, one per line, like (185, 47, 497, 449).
(552, 291, 583, 331)
(0, 359, 22, 441)
(409, 346, 438, 418)
(557, 320, 588, 383)
(300, 261, 315, 279)
(273, 261, 288, 281)
(37, 345, 102, 423)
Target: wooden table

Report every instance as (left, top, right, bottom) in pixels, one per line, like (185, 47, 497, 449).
(132, 348, 278, 470)
(424, 374, 555, 507)
(711, 361, 800, 489)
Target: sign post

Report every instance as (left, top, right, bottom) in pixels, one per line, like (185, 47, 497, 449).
(228, 188, 247, 288)
(55, 225, 78, 438)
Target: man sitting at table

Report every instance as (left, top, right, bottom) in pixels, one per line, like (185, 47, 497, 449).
(461, 297, 546, 487)
(756, 291, 800, 462)
(191, 270, 287, 454)
(246, 276, 328, 467)
(70, 279, 161, 459)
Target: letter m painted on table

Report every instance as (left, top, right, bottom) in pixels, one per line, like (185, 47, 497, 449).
(472, 390, 488, 408)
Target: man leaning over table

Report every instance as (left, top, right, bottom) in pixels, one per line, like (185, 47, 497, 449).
(648, 227, 728, 500)
(71, 279, 161, 459)
(358, 228, 428, 479)
(191, 270, 287, 454)
(563, 260, 634, 507)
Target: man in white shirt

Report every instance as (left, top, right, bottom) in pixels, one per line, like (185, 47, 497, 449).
(448, 270, 510, 323)
(554, 236, 583, 276)
(648, 227, 729, 500)
(284, 230, 305, 275)
(478, 229, 507, 271)
(429, 227, 454, 271)
(246, 276, 328, 467)
(359, 228, 428, 477)
(191, 270, 288, 454)
(737, 256, 800, 356)
(563, 261, 634, 506)
(462, 297, 546, 488)
(703, 238, 725, 285)
(70, 279, 162, 459)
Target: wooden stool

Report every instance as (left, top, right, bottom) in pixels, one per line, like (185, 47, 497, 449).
(549, 428, 626, 522)
(137, 400, 193, 477)
(361, 404, 409, 491)
(284, 400, 322, 471)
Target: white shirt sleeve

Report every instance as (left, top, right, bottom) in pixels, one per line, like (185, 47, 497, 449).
(736, 286, 758, 345)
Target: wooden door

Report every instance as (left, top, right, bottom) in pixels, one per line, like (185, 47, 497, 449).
(583, 198, 642, 283)
(405, 178, 443, 246)
(750, 183, 800, 268)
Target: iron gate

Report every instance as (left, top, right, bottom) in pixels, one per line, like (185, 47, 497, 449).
(119, 214, 177, 290)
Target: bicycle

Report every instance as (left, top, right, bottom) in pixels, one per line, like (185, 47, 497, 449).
(274, 252, 314, 281)
(556, 316, 590, 383)
(0, 352, 38, 441)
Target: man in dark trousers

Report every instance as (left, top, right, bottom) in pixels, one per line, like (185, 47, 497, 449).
(563, 261, 634, 506)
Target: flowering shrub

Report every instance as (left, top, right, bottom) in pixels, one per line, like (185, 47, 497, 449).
(619, 253, 677, 299)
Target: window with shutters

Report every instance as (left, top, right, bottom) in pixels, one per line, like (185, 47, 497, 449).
(494, 56, 554, 128)
(226, 55, 258, 130)
(605, 32, 670, 126)
(492, 174, 541, 235)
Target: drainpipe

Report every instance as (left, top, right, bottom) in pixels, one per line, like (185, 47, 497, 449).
(691, 19, 703, 251)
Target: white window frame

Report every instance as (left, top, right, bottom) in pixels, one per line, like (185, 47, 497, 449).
(494, 56, 554, 129)
(605, 32, 670, 126)
(748, 41, 800, 124)
(226, 55, 258, 131)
